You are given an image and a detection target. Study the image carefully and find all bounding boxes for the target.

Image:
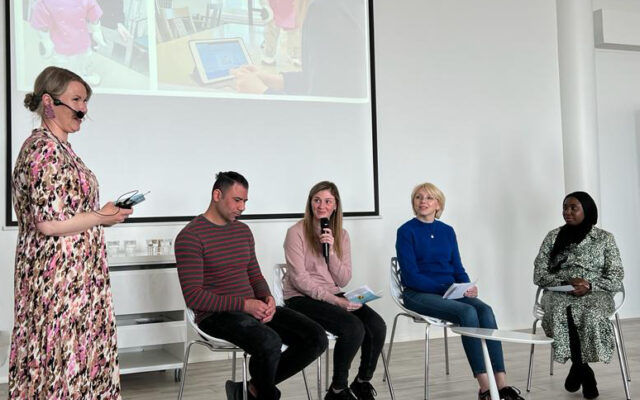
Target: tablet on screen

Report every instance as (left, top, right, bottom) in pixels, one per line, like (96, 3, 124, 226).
(189, 38, 253, 84)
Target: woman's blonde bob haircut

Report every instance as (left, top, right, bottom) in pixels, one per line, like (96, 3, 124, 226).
(411, 182, 446, 219)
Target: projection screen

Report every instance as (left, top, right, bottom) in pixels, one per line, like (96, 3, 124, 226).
(5, 0, 378, 224)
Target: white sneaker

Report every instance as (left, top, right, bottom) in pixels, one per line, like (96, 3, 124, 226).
(289, 56, 302, 67)
(261, 56, 276, 65)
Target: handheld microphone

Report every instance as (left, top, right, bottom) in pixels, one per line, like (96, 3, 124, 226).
(320, 217, 330, 265)
(53, 98, 85, 119)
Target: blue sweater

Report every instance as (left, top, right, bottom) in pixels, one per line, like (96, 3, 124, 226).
(395, 218, 470, 295)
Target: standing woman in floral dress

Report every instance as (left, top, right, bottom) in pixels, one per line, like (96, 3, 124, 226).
(9, 66, 132, 398)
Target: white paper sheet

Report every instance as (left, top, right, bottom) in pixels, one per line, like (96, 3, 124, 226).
(443, 280, 478, 300)
(545, 285, 575, 292)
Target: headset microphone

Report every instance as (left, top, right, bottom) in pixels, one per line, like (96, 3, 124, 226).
(52, 98, 85, 119)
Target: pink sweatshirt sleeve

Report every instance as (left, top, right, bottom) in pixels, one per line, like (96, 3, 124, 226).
(86, 0, 103, 23)
(30, 1, 51, 31)
(327, 229, 352, 287)
(284, 224, 340, 305)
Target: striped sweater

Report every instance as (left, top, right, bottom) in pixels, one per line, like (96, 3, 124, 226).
(175, 215, 271, 323)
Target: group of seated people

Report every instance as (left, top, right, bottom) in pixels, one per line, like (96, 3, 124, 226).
(175, 171, 624, 400)
(12, 67, 621, 399)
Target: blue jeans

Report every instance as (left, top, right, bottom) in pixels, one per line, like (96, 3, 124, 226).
(402, 289, 505, 376)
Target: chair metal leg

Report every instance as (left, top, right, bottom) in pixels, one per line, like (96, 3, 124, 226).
(613, 320, 631, 400)
(177, 340, 196, 400)
(380, 351, 396, 400)
(317, 356, 322, 400)
(242, 352, 249, 400)
(527, 319, 539, 392)
(301, 368, 312, 400)
(615, 313, 631, 381)
(424, 324, 430, 400)
(325, 348, 330, 392)
(232, 351, 237, 381)
(444, 326, 450, 375)
(384, 313, 403, 383)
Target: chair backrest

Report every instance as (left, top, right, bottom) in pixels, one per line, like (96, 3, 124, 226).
(613, 284, 626, 315)
(273, 264, 288, 307)
(389, 257, 406, 308)
(389, 257, 452, 326)
(185, 308, 239, 348)
(532, 286, 545, 320)
(159, 6, 197, 40)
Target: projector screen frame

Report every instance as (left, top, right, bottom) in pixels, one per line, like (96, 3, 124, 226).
(4, 1, 379, 226)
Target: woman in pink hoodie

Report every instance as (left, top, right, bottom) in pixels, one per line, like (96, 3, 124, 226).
(283, 181, 386, 400)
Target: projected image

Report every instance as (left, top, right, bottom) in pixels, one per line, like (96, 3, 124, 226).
(6, 0, 378, 223)
(14, 0, 150, 91)
(156, 0, 369, 99)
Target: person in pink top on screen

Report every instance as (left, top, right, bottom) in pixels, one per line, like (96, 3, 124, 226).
(30, 0, 105, 85)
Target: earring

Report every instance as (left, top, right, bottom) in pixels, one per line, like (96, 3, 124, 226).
(44, 103, 55, 119)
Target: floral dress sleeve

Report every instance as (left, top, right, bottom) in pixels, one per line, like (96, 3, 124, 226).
(533, 228, 565, 287)
(590, 231, 624, 293)
(25, 137, 73, 223)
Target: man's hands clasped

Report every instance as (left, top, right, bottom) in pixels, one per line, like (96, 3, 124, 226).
(244, 296, 277, 323)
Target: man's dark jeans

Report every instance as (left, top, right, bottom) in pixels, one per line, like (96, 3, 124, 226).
(199, 306, 328, 400)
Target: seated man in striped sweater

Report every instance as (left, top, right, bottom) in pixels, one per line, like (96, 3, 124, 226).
(175, 171, 328, 400)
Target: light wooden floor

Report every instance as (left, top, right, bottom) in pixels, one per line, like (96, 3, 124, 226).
(2, 319, 638, 399)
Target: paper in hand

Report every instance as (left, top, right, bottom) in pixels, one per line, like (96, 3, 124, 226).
(546, 285, 575, 292)
(443, 279, 478, 300)
(344, 285, 382, 304)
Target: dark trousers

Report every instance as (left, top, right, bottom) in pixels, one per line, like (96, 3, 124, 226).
(567, 305, 583, 364)
(285, 296, 387, 390)
(402, 289, 505, 376)
(198, 306, 328, 400)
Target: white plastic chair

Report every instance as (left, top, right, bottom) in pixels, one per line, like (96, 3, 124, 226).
(178, 307, 313, 400)
(178, 308, 249, 400)
(387, 257, 456, 400)
(274, 264, 396, 400)
(526, 285, 631, 399)
(273, 264, 320, 400)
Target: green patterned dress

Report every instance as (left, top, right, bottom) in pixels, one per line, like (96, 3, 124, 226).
(533, 226, 623, 363)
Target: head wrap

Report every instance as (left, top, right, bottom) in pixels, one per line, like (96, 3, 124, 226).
(548, 191, 598, 266)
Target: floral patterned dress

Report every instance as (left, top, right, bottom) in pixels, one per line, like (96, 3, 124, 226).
(9, 128, 121, 399)
(533, 226, 624, 364)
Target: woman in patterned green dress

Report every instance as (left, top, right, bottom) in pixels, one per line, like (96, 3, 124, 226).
(534, 191, 623, 400)
(9, 66, 133, 399)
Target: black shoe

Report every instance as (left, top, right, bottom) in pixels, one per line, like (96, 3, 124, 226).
(582, 364, 599, 399)
(350, 379, 377, 400)
(225, 380, 241, 400)
(565, 363, 583, 392)
(499, 386, 525, 400)
(225, 381, 257, 400)
(478, 389, 491, 400)
(324, 387, 358, 400)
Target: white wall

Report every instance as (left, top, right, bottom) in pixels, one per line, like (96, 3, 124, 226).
(2, 0, 639, 381)
(593, 0, 640, 323)
(370, 0, 565, 336)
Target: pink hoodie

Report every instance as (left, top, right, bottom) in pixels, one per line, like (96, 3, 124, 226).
(283, 220, 352, 305)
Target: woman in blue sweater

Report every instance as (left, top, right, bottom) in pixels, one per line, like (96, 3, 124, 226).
(395, 182, 523, 400)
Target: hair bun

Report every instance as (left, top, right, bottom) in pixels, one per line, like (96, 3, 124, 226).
(23, 92, 41, 111)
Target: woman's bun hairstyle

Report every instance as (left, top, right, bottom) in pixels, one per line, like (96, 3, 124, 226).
(24, 92, 42, 112)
